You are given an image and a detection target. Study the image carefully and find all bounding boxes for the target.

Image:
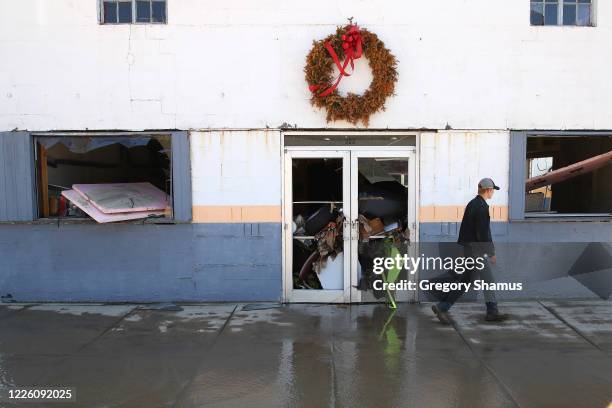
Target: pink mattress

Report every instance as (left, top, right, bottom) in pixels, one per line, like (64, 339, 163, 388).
(72, 182, 169, 214)
(61, 190, 165, 223)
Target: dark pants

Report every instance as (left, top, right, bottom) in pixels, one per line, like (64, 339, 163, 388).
(437, 248, 498, 312)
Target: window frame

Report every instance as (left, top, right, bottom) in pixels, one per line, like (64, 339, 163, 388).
(530, 0, 596, 27)
(98, 0, 168, 25)
(27, 131, 190, 224)
(509, 131, 612, 221)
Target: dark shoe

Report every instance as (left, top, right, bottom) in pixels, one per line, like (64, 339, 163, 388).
(485, 311, 508, 322)
(432, 304, 452, 325)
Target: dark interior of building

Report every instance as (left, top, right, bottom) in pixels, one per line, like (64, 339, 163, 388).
(526, 136, 612, 215)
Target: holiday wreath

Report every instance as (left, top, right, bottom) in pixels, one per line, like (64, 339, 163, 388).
(304, 23, 398, 126)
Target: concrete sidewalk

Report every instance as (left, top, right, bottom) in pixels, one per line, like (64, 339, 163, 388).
(0, 301, 611, 408)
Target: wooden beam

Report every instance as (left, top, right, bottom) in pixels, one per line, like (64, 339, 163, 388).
(526, 150, 612, 192)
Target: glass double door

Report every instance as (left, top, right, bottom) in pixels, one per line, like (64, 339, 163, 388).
(284, 149, 417, 303)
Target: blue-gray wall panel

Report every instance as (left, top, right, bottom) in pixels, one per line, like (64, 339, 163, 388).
(2, 219, 610, 302)
(508, 131, 526, 221)
(171, 131, 192, 222)
(0, 223, 281, 302)
(420, 221, 612, 242)
(419, 221, 612, 301)
(0, 132, 35, 221)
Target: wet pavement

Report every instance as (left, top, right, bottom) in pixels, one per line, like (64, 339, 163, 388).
(0, 301, 611, 408)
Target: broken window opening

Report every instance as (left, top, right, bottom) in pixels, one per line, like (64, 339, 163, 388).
(525, 136, 612, 217)
(290, 156, 411, 295)
(356, 157, 410, 300)
(292, 158, 344, 290)
(34, 134, 173, 223)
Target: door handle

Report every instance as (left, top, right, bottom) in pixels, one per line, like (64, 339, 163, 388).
(351, 219, 359, 241)
(342, 220, 350, 241)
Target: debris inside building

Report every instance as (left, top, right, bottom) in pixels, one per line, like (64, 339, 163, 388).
(34, 135, 172, 222)
(291, 157, 410, 300)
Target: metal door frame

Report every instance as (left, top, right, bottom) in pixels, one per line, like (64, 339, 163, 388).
(283, 150, 351, 303)
(282, 132, 420, 303)
(349, 149, 417, 303)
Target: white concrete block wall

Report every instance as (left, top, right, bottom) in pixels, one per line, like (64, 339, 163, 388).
(420, 131, 510, 207)
(419, 131, 510, 221)
(189, 129, 512, 223)
(190, 130, 282, 222)
(1, 1, 611, 131)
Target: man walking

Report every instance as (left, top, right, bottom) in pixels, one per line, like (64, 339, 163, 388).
(432, 178, 508, 324)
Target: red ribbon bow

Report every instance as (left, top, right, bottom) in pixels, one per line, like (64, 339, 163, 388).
(309, 25, 363, 97)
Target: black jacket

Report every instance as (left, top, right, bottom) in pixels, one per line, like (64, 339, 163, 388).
(457, 195, 494, 256)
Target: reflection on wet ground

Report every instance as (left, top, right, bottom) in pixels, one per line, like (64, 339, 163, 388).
(0, 301, 611, 407)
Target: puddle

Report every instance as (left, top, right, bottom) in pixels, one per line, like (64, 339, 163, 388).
(28, 304, 134, 317)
